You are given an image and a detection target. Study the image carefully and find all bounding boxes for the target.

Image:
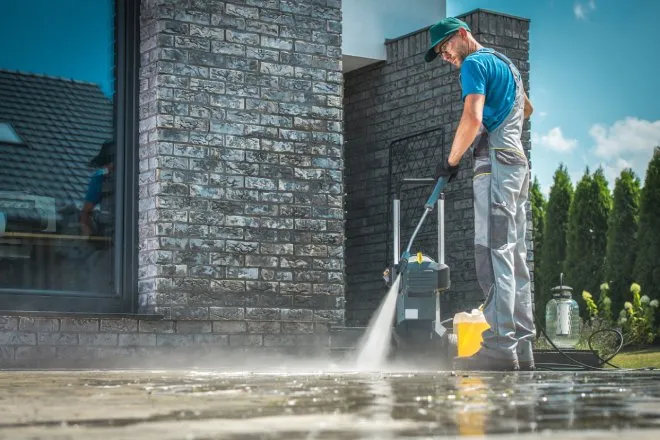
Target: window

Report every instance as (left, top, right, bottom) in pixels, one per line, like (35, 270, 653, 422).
(0, 0, 138, 313)
(0, 122, 25, 145)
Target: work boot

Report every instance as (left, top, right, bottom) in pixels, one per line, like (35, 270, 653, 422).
(517, 341, 535, 371)
(453, 350, 519, 371)
(519, 359, 535, 371)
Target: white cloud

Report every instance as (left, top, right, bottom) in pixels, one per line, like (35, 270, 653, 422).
(589, 117, 660, 184)
(532, 111, 548, 124)
(574, 0, 596, 20)
(590, 117, 660, 159)
(532, 127, 578, 152)
(601, 158, 634, 186)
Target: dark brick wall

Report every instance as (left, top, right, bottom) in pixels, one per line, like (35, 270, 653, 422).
(1, 0, 345, 369)
(0, 314, 331, 368)
(137, 0, 345, 330)
(344, 9, 532, 325)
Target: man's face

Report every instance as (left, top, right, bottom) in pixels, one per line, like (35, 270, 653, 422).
(435, 30, 469, 68)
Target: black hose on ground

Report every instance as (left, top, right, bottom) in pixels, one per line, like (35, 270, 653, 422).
(533, 311, 657, 372)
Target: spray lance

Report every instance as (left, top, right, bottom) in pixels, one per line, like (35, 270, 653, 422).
(390, 175, 448, 271)
(382, 174, 448, 283)
(383, 175, 450, 337)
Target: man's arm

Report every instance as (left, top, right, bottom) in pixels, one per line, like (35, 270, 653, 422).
(524, 92, 534, 119)
(447, 94, 485, 166)
(80, 202, 95, 237)
(80, 172, 102, 237)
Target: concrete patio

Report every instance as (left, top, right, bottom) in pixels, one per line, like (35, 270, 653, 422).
(1, 366, 659, 439)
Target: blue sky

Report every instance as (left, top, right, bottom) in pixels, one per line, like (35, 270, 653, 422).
(448, 0, 660, 196)
(0, 0, 113, 96)
(2, 1, 658, 197)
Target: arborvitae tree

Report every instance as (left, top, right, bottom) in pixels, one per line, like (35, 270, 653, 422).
(592, 167, 613, 286)
(605, 168, 641, 313)
(530, 176, 546, 313)
(565, 169, 592, 314)
(539, 164, 573, 327)
(634, 147, 660, 302)
(565, 166, 612, 318)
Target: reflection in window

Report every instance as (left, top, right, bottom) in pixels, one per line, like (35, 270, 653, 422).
(0, 122, 25, 145)
(0, 0, 116, 295)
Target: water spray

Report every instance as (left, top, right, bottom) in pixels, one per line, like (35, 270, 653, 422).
(356, 176, 453, 370)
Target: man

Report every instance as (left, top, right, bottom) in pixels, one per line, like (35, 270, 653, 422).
(81, 140, 114, 241)
(426, 17, 535, 371)
(76, 140, 115, 293)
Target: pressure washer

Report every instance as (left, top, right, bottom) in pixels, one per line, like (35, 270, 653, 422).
(382, 175, 460, 364)
(382, 176, 656, 372)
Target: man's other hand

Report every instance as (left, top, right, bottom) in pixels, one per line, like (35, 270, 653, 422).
(436, 158, 460, 183)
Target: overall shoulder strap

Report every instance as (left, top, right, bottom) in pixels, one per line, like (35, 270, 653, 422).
(487, 49, 522, 81)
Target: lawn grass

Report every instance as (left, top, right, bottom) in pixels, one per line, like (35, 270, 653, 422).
(607, 347, 660, 369)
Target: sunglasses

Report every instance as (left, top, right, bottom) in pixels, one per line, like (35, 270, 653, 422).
(435, 33, 457, 58)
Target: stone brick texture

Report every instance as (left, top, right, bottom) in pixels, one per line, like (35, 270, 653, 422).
(343, 10, 532, 325)
(137, 0, 345, 331)
(0, 315, 331, 368)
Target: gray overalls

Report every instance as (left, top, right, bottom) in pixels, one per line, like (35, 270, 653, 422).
(469, 49, 535, 363)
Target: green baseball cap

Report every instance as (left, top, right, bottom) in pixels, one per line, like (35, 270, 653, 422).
(424, 17, 471, 62)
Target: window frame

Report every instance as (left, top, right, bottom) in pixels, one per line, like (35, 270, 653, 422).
(0, 122, 27, 146)
(0, 0, 139, 314)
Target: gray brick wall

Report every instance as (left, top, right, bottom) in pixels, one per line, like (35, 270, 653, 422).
(0, 314, 330, 368)
(343, 9, 532, 325)
(138, 0, 345, 326)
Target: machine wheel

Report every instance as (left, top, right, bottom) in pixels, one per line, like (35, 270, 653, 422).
(447, 333, 458, 360)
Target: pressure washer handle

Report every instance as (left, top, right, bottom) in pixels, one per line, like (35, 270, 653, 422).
(424, 176, 448, 210)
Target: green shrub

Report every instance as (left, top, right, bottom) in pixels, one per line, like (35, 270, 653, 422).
(580, 282, 658, 350)
(617, 283, 658, 346)
(578, 284, 619, 358)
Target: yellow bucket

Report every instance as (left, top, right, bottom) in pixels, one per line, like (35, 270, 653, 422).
(453, 309, 490, 358)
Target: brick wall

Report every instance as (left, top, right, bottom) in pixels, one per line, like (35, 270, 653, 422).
(343, 9, 532, 325)
(137, 0, 345, 326)
(0, 314, 331, 368)
(0, 0, 347, 368)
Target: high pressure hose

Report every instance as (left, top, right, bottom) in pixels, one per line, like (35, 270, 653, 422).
(532, 311, 657, 372)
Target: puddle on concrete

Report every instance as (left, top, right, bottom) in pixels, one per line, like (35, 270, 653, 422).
(0, 369, 659, 439)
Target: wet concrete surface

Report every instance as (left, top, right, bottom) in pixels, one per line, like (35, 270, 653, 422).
(1, 366, 660, 439)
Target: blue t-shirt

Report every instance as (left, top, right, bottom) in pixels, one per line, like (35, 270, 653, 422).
(460, 48, 518, 132)
(84, 169, 105, 205)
